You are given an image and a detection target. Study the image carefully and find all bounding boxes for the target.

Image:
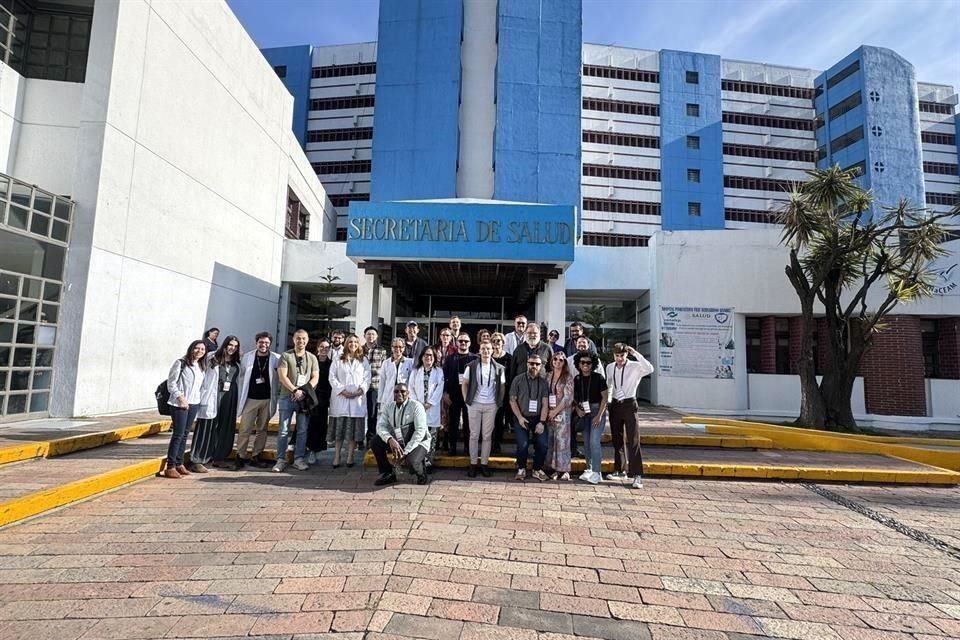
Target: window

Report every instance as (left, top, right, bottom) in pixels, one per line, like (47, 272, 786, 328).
(582, 65, 659, 84)
(686, 103, 700, 117)
(686, 71, 699, 84)
(273, 65, 287, 78)
(306, 127, 373, 143)
(582, 164, 660, 182)
(312, 62, 376, 78)
(926, 192, 959, 206)
(922, 131, 956, 146)
(581, 232, 650, 247)
(687, 169, 700, 183)
(582, 198, 661, 216)
(722, 112, 814, 131)
(311, 160, 371, 175)
(775, 318, 790, 375)
(923, 161, 959, 175)
(725, 208, 778, 224)
(328, 193, 370, 208)
(309, 95, 375, 111)
(827, 91, 861, 120)
(335, 227, 348, 241)
(722, 143, 817, 163)
(687, 136, 700, 150)
(826, 61, 860, 89)
(921, 320, 939, 378)
(723, 175, 794, 192)
(688, 202, 701, 216)
(722, 80, 816, 100)
(17, 9, 93, 83)
(843, 160, 866, 177)
(745, 318, 762, 373)
(919, 101, 954, 115)
(829, 126, 864, 154)
(582, 130, 660, 149)
(285, 191, 309, 240)
(582, 98, 660, 117)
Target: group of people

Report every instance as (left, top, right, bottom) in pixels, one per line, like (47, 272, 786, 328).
(163, 316, 653, 490)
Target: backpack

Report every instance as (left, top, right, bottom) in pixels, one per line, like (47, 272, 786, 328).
(155, 381, 172, 415)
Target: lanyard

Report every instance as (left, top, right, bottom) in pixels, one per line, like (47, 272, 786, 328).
(478, 361, 492, 387)
(614, 364, 626, 393)
(552, 373, 563, 396)
(394, 402, 409, 445)
(256, 355, 268, 378)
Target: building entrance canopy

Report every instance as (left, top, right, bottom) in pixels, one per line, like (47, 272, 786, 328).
(346, 200, 576, 265)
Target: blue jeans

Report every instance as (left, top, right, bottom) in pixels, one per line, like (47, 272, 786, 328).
(168, 404, 200, 467)
(514, 417, 548, 471)
(579, 402, 603, 474)
(277, 395, 310, 461)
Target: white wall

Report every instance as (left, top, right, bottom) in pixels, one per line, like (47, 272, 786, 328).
(747, 374, 867, 415)
(0, 64, 23, 176)
(927, 379, 960, 419)
(52, 0, 332, 416)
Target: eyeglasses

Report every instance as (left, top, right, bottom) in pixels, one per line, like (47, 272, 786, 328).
(579, 362, 593, 367)
(516, 321, 527, 326)
(458, 340, 470, 344)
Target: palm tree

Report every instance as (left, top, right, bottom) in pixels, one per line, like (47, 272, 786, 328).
(778, 166, 957, 430)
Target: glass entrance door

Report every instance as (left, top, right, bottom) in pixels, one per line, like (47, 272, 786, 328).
(394, 294, 533, 345)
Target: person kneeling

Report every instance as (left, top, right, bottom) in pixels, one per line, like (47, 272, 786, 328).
(371, 383, 432, 486)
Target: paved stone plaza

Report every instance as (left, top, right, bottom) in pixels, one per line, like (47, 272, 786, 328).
(0, 470, 959, 640)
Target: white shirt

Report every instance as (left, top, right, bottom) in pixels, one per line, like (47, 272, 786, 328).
(463, 361, 499, 404)
(187, 363, 203, 404)
(605, 354, 655, 401)
(504, 330, 526, 355)
(379, 356, 414, 406)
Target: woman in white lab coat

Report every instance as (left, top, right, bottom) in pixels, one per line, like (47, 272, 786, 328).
(328, 333, 370, 468)
(408, 347, 444, 468)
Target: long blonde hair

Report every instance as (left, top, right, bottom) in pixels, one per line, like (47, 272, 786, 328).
(340, 334, 362, 361)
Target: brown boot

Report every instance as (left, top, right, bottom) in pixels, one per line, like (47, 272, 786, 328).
(175, 465, 191, 475)
(163, 468, 182, 479)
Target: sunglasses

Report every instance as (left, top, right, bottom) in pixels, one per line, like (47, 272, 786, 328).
(458, 340, 470, 344)
(527, 362, 542, 366)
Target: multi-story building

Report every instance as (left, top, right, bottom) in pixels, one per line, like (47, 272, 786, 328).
(265, 0, 960, 428)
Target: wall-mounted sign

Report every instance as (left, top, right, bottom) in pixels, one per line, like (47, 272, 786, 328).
(659, 306, 735, 379)
(346, 201, 576, 264)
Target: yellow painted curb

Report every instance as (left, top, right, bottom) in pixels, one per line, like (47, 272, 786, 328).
(684, 416, 960, 472)
(0, 421, 171, 467)
(0, 457, 167, 528)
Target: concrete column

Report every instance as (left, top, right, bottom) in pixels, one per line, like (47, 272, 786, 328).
(277, 283, 292, 351)
(380, 285, 394, 329)
(354, 272, 380, 334)
(539, 275, 567, 339)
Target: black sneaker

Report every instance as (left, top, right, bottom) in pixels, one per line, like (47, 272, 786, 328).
(232, 457, 247, 470)
(416, 473, 429, 485)
(467, 465, 478, 478)
(374, 472, 397, 486)
(251, 455, 269, 469)
(426, 464, 434, 474)
(480, 465, 492, 478)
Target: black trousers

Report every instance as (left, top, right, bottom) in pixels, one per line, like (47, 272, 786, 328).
(446, 397, 469, 454)
(371, 436, 427, 476)
(308, 400, 329, 452)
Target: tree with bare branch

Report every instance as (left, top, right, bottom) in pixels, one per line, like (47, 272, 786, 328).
(778, 165, 958, 430)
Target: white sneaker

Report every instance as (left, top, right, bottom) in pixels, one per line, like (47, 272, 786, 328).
(293, 458, 309, 471)
(579, 469, 593, 481)
(515, 469, 526, 481)
(272, 461, 287, 473)
(532, 469, 549, 482)
(632, 476, 643, 489)
(307, 451, 317, 464)
(586, 471, 601, 485)
(605, 471, 622, 481)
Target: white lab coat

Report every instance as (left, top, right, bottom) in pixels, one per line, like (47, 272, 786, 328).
(407, 366, 444, 427)
(329, 356, 371, 418)
(379, 357, 414, 407)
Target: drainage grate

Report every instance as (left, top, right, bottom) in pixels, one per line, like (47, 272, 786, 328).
(801, 483, 960, 561)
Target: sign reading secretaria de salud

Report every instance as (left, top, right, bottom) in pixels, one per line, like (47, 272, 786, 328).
(659, 307, 735, 379)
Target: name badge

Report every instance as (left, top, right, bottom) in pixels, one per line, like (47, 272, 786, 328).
(528, 400, 538, 414)
(548, 394, 557, 408)
(296, 373, 307, 386)
(458, 374, 466, 384)
(222, 380, 231, 392)
(580, 401, 591, 413)
(614, 389, 626, 401)
(255, 377, 265, 385)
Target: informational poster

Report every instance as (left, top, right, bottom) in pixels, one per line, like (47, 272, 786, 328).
(659, 306, 735, 379)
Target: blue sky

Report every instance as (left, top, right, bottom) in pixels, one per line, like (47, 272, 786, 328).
(226, 0, 960, 89)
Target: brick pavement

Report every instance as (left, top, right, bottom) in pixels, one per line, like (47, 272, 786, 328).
(1, 468, 959, 639)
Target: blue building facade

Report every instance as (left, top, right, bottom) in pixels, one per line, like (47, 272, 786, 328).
(260, 44, 313, 146)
